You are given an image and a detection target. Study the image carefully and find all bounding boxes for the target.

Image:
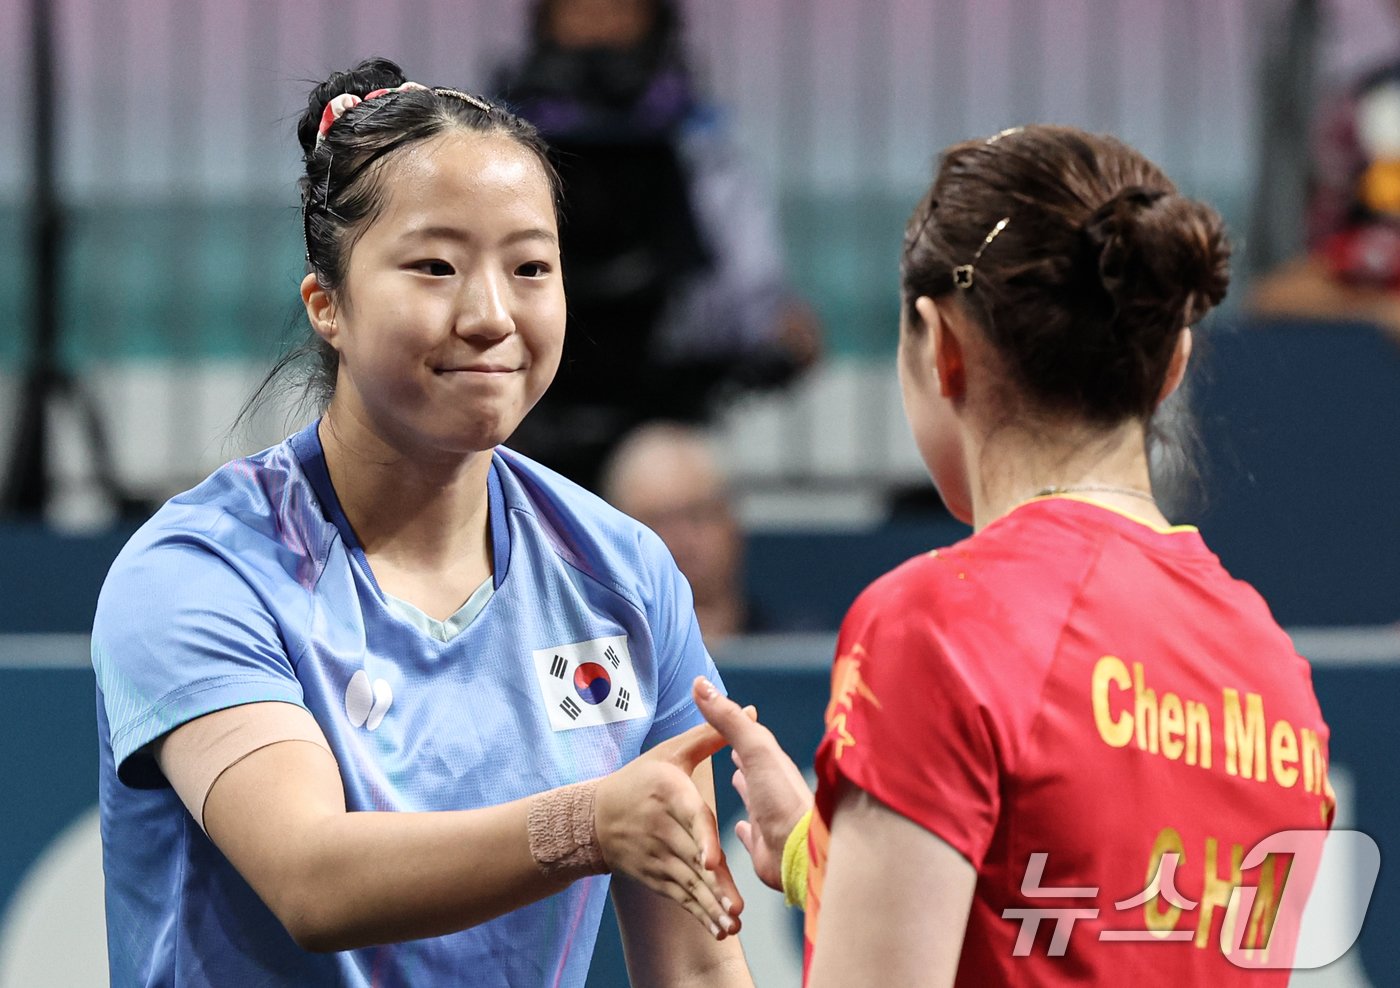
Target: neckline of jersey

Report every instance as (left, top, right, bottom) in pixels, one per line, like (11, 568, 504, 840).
(287, 420, 513, 594)
(1014, 493, 1200, 537)
(382, 574, 495, 642)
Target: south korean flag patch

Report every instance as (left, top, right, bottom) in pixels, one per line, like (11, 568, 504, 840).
(532, 635, 647, 731)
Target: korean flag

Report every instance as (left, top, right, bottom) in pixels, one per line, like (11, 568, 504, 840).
(532, 634, 648, 731)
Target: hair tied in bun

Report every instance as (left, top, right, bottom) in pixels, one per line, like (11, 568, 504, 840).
(1083, 186, 1170, 321)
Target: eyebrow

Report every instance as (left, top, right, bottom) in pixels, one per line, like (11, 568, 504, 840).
(399, 225, 558, 247)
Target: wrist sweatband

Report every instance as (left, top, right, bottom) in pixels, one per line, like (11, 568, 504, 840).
(781, 808, 814, 908)
(527, 780, 609, 879)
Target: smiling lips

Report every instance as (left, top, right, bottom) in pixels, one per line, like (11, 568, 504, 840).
(434, 364, 519, 374)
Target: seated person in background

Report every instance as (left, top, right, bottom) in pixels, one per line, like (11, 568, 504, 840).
(499, 0, 821, 489)
(1250, 55, 1400, 343)
(600, 423, 768, 646)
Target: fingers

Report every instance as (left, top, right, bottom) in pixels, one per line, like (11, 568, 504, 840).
(685, 797, 746, 930)
(734, 817, 783, 893)
(652, 718, 730, 773)
(736, 819, 756, 859)
(659, 778, 724, 878)
(598, 757, 746, 940)
(650, 685, 759, 773)
(655, 874, 742, 939)
(686, 800, 745, 931)
(693, 677, 767, 750)
(707, 843, 746, 927)
(633, 773, 742, 935)
(646, 813, 740, 938)
(689, 796, 725, 873)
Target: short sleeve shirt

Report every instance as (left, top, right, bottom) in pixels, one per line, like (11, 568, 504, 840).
(806, 497, 1335, 985)
(92, 421, 723, 988)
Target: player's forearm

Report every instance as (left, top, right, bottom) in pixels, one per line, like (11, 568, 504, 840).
(613, 868, 754, 987)
(654, 955, 756, 988)
(264, 799, 571, 952)
(201, 721, 740, 952)
(200, 741, 584, 952)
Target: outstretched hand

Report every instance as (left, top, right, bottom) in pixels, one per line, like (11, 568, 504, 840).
(692, 676, 814, 892)
(594, 716, 748, 939)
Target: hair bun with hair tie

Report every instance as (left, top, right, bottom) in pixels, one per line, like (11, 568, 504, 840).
(315, 82, 429, 149)
(1082, 185, 1171, 322)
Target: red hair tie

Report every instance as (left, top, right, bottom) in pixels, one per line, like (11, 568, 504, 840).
(315, 82, 428, 148)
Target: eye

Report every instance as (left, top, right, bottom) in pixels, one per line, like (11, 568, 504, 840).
(516, 261, 552, 279)
(411, 259, 455, 277)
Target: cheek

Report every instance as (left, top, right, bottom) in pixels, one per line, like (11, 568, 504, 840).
(339, 279, 432, 355)
(525, 288, 568, 366)
(897, 340, 934, 441)
(900, 353, 971, 514)
(542, 287, 568, 345)
(924, 409, 963, 485)
(924, 406, 972, 520)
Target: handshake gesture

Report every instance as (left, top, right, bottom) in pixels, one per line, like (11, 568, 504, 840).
(592, 677, 814, 938)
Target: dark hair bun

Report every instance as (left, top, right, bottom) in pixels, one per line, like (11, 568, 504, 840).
(1083, 185, 1230, 331)
(297, 57, 409, 156)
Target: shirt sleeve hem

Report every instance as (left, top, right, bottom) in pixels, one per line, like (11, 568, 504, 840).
(827, 758, 987, 871)
(112, 676, 308, 788)
(642, 664, 727, 750)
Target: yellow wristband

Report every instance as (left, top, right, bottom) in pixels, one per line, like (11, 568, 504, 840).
(780, 808, 813, 908)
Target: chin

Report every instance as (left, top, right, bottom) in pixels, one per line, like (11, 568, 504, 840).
(414, 422, 508, 458)
(442, 403, 528, 451)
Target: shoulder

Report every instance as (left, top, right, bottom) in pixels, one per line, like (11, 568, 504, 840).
(834, 549, 979, 697)
(843, 507, 1086, 631)
(100, 438, 334, 608)
(493, 447, 677, 601)
(839, 509, 1105, 684)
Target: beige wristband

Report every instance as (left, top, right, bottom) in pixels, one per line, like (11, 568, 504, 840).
(527, 780, 609, 879)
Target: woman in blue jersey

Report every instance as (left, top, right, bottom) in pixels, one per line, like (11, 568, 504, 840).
(91, 58, 752, 988)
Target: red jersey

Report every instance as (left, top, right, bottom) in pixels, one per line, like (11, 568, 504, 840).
(807, 497, 1335, 985)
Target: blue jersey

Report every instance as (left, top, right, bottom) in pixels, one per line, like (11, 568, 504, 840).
(92, 421, 723, 987)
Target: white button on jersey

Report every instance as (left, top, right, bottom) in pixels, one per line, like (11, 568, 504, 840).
(344, 668, 394, 730)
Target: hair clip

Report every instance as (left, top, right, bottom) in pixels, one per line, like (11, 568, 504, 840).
(952, 217, 1011, 290)
(435, 88, 495, 114)
(985, 126, 1024, 145)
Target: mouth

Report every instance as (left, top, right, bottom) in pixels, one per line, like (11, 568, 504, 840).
(433, 364, 520, 375)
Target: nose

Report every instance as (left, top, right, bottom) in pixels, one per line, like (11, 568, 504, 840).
(456, 268, 515, 342)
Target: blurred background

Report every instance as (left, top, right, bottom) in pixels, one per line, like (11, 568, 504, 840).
(1, 0, 1398, 984)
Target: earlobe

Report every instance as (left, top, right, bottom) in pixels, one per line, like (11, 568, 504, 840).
(1157, 327, 1193, 405)
(301, 273, 338, 346)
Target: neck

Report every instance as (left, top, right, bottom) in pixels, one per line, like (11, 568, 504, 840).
(318, 408, 494, 573)
(965, 416, 1168, 531)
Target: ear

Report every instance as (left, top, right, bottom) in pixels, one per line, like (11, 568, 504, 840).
(301, 273, 339, 348)
(1157, 327, 1193, 405)
(915, 295, 967, 401)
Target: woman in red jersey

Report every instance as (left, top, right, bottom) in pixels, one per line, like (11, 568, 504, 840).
(694, 124, 1336, 986)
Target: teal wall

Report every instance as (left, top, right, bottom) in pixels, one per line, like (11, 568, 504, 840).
(0, 202, 302, 368)
(0, 185, 1247, 370)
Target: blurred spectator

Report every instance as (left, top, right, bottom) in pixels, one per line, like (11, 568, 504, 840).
(600, 422, 771, 646)
(499, 0, 821, 490)
(1249, 1, 1400, 344)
